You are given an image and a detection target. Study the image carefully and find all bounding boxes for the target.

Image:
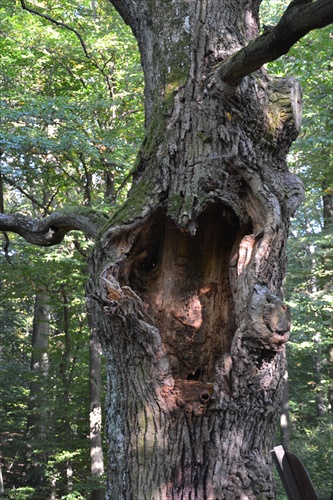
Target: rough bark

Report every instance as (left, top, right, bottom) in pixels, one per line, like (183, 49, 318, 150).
(85, 1, 305, 498)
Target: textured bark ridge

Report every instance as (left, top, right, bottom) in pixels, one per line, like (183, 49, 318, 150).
(87, 1, 305, 498)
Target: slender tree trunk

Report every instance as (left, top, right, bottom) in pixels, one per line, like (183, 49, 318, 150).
(313, 332, 325, 417)
(306, 242, 326, 418)
(89, 319, 105, 500)
(66, 460, 73, 493)
(323, 182, 333, 416)
(0, 457, 4, 494)
(26, 289, 51, 485)
(329, 345, 333, 416)
(91, 0, 97, 20)
(280, 368, 290, 450)
(59, 288, 77, 495)
(86, 1, 304, 498)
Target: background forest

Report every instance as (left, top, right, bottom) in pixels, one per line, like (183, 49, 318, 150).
(0, 0, 332, 499)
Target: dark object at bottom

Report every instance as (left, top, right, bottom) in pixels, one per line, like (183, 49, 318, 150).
(271, 445, 319, 500)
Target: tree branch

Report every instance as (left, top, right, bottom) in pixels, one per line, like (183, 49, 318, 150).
(2, 174, 47, 211)
(20, 0, 119, 100)
(218, 0, 333, 84)
(19, 0, 91, 59)
(0, 208, 109, 246)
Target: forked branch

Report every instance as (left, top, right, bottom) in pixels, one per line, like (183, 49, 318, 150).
(218, 0, 333, 84)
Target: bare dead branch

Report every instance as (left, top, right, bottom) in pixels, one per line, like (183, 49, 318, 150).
(114, 169, 133, 203)
(218, 0, 333, 84)
(73, 239, 89, 257)
(42, 47, 88, 88)
(44, 189, 59, 216)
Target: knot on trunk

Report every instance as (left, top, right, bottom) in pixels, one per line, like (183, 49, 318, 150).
(247, 284, 291, 350)
(173, 379, 214, 416)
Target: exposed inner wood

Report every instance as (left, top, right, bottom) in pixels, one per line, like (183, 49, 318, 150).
(125, 203, 248, 382)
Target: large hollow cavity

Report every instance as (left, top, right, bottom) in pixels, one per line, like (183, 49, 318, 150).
(123, 203, 246, 381)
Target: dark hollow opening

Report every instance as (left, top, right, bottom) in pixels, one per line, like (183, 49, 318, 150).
(125, 203, 246, 381)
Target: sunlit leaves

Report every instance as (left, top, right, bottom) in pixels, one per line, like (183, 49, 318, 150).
(0, 0, 144, 211)
(0, 0, 143, 494)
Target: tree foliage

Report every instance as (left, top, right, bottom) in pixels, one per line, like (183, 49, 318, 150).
(261, 2, 333, 497)
(0, 0, 143, 497)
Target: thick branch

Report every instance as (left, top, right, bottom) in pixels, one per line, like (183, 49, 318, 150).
(218, 0, 333, 84)
(0, 208, 109, 246)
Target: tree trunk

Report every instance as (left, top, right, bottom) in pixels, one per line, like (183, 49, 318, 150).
(2, 0, 333, 497)
(0, 458, 4, 494)
(313, 332, 325, 418)
(86, 1, 304, 498)
(0, 0, 331, 496)
(322, 182, 333, 416)
(26, 289, 51, 484)
(89, 319, 105, 500)
(280, 370, 290, 450)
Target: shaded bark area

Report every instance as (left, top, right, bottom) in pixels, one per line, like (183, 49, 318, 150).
(85, 0, 305, 498)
